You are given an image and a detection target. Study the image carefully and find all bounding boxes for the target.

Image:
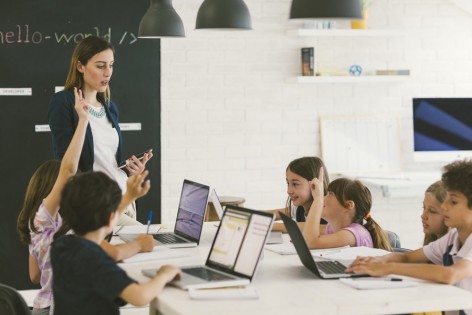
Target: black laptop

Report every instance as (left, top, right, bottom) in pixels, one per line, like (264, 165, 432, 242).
(279, 211, 368, 279)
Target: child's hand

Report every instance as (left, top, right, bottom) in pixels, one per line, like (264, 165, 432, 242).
(125, 170, 151, 201)
(135, 234, 154, 252)
(73, 87, 89, 122)
(346, 256, 388, 276)
(309, 167, 325, 201)
(126, 150, 153, 176)
(156, 265, 181, 283)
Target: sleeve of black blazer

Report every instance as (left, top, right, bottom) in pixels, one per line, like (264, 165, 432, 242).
(48, 90, 76, 160)
(48, 90, 93, 172)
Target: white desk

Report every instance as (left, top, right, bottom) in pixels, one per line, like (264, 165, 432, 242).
(120, 223, 472, 315)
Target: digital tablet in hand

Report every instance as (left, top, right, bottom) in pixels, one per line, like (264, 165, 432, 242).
(118, 149, 152, 169)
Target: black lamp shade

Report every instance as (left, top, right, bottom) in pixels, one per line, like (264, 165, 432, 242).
(290, 0, 363, 19)
(196, 0, 252, 30)
(138, 0, 185, 38)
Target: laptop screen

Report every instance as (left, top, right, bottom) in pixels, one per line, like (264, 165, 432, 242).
(207, 206, 273, 278)
(174, 180, 210, 240)
(210, 189, 224, 220)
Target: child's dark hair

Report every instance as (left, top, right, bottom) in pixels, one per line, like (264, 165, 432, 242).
(60, 172, 122, 236)
(442, 159, 472, 208)
(328, 178, 392, 251)
(285, 156, 330, 212)
(17, 160, 61, 244)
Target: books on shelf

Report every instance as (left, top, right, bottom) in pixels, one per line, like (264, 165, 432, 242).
(375, 69, 410, 76)
(301, 47, 314, 76)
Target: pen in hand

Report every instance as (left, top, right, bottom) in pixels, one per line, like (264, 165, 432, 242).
(146, 210, 153, 234)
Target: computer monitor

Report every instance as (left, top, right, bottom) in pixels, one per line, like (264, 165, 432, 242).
(413, 98, 472, 162)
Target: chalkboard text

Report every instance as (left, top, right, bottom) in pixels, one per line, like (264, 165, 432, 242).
(0, 26, 114, 45)
(0, 25, 42, 44)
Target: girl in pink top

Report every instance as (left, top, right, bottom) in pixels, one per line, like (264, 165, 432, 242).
(17, 88, 153, 315)
(302, 167, 392, 251)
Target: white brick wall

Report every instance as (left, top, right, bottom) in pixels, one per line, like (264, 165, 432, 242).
(159, 0, 472, 249)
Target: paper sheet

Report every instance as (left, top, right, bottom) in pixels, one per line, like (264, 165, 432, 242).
(120, 246, 190, 264)
(322, 246, 390, 261)
(188, 286, 258, 300)
(265, 243, 349, 256)
(339, 277, 418, 290)
(114, 224, 162, 235)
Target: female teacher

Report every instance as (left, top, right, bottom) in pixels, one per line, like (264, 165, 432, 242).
(48, 36, 152, 225)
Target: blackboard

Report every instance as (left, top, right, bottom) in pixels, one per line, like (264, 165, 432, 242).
(0, 0, 161, 289)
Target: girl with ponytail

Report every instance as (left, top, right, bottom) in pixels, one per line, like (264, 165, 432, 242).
(302, 167, 392, 251)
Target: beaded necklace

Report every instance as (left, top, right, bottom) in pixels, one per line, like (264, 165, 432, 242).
(88, 105, 106, 118)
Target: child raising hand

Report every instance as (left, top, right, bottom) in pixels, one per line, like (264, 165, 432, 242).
(302, 167, 391, 251)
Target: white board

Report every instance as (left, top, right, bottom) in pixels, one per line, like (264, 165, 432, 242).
(320, 115, 402, 173)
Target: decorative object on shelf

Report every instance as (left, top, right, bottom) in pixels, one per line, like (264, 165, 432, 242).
(351, 0, 375, 29)
(349, 65, 363, 76)
(138, 0, 185, 38)
(301, 47, 315, 76)
(196, 0, 252, 30)
(290, 0, 362, 19)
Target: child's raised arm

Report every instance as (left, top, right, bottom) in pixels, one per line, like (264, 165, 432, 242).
(43, 87, 89, 218)
(302, 167, 333, 247)
(117, 170, 151, 216)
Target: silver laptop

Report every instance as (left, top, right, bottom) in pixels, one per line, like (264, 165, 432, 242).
(211, 189, 282, 244)
(280, 212, 368, 279)
(142, 205, 275, 290)
(120, 179, 210, 248)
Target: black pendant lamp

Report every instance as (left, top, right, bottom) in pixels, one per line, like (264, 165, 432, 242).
(196, 0, 252, 30)
(138, 0, 185, 38)
(290, 0, 363, 19)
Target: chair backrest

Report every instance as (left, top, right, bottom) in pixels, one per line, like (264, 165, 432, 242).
(385, 230, 401, 249)
(0, 284, 31, 315)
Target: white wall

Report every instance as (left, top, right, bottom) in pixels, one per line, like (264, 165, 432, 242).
(159, 0, 472, 248)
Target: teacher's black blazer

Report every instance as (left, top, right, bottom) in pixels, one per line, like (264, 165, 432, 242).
(48, 89, 123, 172)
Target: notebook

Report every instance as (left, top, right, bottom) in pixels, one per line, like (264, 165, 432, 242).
(211, 189, 282, 244)
(120, 179, 210, 248)
(142, 205, 275, 290)
(279, 212, 368, 279)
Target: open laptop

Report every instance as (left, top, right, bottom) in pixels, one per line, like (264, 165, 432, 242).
(211, 189, 282, 244)
(120, 179, 210, 248)
(210, 188, 225, 220)
(142, 205, 275, 290)
(279, 212, 368, 279)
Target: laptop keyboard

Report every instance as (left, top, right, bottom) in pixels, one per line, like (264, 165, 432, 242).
(317, 261, 351, 275)
(153, 233, 189, 244)
(183, 267, 234, 281)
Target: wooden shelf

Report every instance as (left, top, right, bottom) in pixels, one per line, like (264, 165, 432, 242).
(295, 75, 409, 83)
(287, 29, 403, 37)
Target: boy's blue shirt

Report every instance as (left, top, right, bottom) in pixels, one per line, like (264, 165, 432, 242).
(51, 235, 134, 315)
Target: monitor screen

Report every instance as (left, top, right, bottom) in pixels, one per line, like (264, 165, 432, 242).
(413, 98, 472, 162)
